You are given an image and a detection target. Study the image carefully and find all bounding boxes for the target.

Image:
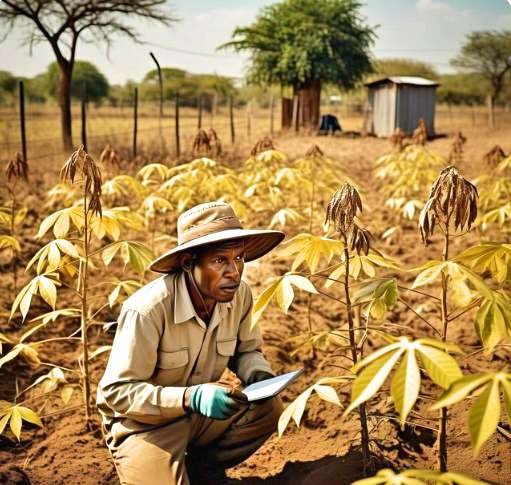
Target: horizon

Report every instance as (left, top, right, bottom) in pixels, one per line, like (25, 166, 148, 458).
(1, 0, 510, 84)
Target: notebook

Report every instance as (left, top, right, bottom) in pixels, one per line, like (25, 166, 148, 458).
(242, 368, 304, 402)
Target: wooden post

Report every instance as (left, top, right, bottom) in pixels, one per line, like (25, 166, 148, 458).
(149, 52, 164, 146)
(18, 81, 27, 163)
(246, 100, 252, 138)
(292, 94, 300, 132)
(198, 95, 203, 129)
(269, 91, 275, 136)
(211, 92, 218, 126)
(175, 92, 180, 158)
(81, 83, 87, 152)
(133, 87, 138, 159)
(229, 96, 235, 144)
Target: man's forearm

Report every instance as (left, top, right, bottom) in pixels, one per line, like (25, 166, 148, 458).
(99, 380, 188, 423)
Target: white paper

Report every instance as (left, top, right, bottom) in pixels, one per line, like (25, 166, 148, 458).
(242, 369, 303, 402)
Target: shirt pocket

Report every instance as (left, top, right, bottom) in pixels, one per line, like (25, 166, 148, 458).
(213, 338, 237, 380)
(153, 348, 189, 385)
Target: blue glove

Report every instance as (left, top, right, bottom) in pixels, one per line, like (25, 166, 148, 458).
(188, 384, 247, 420)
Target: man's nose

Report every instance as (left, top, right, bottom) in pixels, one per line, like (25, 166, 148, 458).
(225, 260, 241, 279)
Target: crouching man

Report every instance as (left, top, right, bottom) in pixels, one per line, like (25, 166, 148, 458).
(97, 201, 285, 484)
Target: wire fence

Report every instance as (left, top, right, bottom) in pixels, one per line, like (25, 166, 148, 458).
(1, 85, 510, 167)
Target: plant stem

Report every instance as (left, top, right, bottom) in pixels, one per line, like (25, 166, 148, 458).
(437, 227, 450, 472)
(81, 192, 91, 422)
(9, 184, 18, 292)
(343, 243, 371, 470)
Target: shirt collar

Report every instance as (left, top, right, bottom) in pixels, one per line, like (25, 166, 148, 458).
(173, 271, 232, 325)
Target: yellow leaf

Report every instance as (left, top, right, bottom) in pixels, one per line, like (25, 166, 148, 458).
(9, 407, 22, 440)
(61, 386, 74, 405)
(37, 276, 58, 309)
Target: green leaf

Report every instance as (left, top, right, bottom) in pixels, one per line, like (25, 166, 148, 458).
(277, 233, 344, 273)
(412, 261, 445, 288)
(468, 379, 500, 453)
(252, 277, 282, 326)
(390, 350, 420, 425)
(431, 374, 493, 410)
(417, 345, 463, 389)
(346, 349, 404, 414)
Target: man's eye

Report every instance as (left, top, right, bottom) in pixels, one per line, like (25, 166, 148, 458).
(236, 255, 245, 261)
(215, 257, 225, 263)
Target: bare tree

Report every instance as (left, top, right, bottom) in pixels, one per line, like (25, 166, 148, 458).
(0, 1, 176, 151)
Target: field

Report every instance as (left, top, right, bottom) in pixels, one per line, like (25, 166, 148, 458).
(0, 105, 510, 485)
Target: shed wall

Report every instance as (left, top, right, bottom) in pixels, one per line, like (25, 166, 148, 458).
(395, 85, 436, 135)
(370, 84, 396, 136)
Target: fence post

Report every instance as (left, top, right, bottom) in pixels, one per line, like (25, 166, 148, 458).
(246, 100, 252, 138)
(149, 52, 163, 143)
(292, 94, 299, 132)
(18, 81, 27, 163)
(81, 83, 88, 152)
(229, 96, 235, 144)
(211, 91, 218, 127)
(197, 95, 203, 129)
(133, 87, 138, 159)
(175, 92, 180, 158)
(269, 91, 275, 137)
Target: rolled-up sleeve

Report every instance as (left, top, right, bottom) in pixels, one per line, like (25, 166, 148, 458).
(230, 287, 275, 384)
(97, 308, 186, 424)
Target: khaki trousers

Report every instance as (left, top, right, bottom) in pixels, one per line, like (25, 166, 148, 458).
(110, 397, 283, 485)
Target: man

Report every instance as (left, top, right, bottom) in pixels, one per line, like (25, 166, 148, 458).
(97, 201, 285, 484)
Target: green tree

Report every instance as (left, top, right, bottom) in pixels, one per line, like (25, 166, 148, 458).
(46, 61, 109, 103)
(451, 30, 511, 126)
(0, 70, 17, 106)
(221, 0, 375, 128)
(437, 73, 487, 105)
(0, 1, 176, 151)
(373, 58, 438, 80)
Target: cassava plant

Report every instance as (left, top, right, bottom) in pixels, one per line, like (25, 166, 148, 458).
(417, 166, 479, 470)
(1, 153, 28, 292)
(5, 146, 155, 430)
(324, 183, 372, 464)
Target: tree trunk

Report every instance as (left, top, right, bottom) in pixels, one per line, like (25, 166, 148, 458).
(296, 80, 321, 129)
(59, 64, 73, 151)
(486, 94, 495, 129)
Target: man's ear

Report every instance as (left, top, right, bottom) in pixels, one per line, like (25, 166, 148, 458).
(179, 253, 193, 272)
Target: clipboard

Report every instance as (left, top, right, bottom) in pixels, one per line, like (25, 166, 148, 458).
(242, 368, 304, 402)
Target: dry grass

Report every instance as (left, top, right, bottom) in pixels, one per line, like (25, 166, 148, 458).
(1, 102, 510, 189)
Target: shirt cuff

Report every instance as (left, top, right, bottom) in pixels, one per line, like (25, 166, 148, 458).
(159, 386, 187, 419)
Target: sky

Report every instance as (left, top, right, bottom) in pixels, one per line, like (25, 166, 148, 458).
(0, 0, 510, 84)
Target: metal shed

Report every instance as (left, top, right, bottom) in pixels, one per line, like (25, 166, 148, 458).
(365, 76, 439, 137)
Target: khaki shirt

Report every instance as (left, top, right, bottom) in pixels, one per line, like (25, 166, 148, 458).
(96, 271, 273, 447)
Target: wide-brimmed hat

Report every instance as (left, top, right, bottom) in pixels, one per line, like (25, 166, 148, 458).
(149, 201, 285, 273)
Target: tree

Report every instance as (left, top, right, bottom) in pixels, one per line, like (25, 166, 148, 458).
(221, 0, 375, 128)
(374, 58, 438, 80)
(437, 73, 487, 106)
(451, 30, 511, 127)
(46, 61, 109, 103)
(0, 1, 176, 151)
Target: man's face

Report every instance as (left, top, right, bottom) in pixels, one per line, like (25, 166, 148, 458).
(192, 241, 245, 303)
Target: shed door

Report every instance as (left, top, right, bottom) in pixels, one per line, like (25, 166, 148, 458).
(372, 85, 396, 137)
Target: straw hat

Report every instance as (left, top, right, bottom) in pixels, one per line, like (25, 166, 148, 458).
(149, 201, 285, 273)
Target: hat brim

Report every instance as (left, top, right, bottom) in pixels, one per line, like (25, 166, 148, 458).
(149, 229, 285, 273)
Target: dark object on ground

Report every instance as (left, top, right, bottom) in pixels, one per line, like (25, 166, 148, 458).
(318, 114, 342, 135)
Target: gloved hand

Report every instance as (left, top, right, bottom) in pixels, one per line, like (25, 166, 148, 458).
(186, 383, 247, 420)
(246, 371, 275, 385)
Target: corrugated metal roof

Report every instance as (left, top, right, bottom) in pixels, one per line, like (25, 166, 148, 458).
(365, 76, 439, 87)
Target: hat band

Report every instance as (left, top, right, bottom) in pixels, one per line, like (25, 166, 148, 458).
(178, 216, 243, 245)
